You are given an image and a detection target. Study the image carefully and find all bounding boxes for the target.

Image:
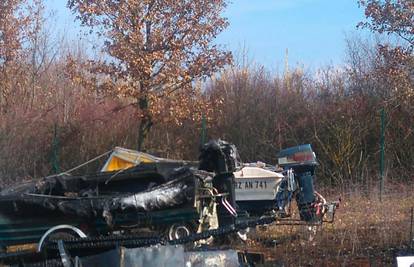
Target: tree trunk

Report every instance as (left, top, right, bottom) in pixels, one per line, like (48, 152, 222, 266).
(137, 95, 153, 151)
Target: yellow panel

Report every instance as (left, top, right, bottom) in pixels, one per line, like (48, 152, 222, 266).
(105, 157, 137, 172)
(101, 148, 160, 172)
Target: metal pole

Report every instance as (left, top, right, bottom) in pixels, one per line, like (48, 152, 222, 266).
(379, 108, 385, 202)
(52, 123, 60, 174)
(410, 207, 413, 249)
(201, 114, 206, 146)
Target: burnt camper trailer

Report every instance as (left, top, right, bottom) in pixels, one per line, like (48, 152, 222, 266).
(0, 141, 239, 253)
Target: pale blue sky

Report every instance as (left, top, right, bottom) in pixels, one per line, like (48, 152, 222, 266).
(45, 0, 369, 70)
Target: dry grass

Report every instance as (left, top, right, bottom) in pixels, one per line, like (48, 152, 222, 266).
(235, 185, 414, 266)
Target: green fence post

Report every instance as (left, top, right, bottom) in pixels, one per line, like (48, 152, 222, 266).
(51, 123, 60, 174)
(201, 115, 206, 146)
(379, 108, 385, 202)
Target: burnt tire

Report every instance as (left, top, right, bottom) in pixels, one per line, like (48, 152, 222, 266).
(47, 231, 77, 242)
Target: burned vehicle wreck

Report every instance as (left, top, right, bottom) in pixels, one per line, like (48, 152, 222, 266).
(0, 140, 338, 258)
(0, 141, 240, 253)
(2, 165, 203, 219)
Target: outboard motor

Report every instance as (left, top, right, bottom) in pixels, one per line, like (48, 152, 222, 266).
(199, 139, 239, 226)
(278, 144, 318, 222)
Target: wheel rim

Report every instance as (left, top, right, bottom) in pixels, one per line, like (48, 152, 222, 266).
(168, 224, 191, 240)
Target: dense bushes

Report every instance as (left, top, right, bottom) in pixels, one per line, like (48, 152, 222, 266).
(0, 1, 412, 188)
(205, 49, 413, 186)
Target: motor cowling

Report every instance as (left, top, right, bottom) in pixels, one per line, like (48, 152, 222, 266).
(278, 144, 318, 222)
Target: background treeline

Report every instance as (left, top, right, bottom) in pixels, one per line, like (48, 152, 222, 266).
(0, 0, 412, 188)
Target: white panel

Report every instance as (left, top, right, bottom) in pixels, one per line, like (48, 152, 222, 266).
(234, 167, 283, 201)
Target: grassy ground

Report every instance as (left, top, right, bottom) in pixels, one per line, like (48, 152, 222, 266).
(234, 185, 414, 266)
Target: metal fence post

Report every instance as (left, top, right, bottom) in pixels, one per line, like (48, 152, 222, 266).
(51, 123, 60, 174)
(201, 114, 206, 146)
(379, 108, 385, 202)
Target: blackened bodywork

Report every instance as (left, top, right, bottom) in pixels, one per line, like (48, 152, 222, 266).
(199, 140, 240, 226)
(0, 163, 215, 248)
(0, 140, 240, 249)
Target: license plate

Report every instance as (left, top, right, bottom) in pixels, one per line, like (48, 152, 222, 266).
(236, 180, 268, 190)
